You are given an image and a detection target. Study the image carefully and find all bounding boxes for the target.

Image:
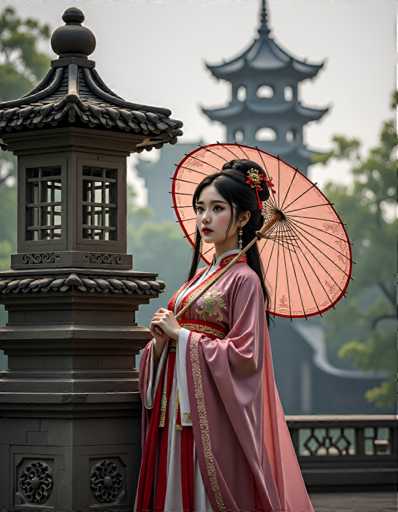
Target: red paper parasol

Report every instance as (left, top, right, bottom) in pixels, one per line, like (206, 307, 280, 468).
(171, 143, 353, 319)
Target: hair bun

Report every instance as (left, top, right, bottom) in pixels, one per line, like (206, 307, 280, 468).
(222, 159, 270, 202)
(258, 180, 270, 201)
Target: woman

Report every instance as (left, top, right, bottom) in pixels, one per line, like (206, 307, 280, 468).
(134, 159, 315, 512)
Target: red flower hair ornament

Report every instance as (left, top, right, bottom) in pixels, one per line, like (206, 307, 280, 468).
(245, 167, 276, 211)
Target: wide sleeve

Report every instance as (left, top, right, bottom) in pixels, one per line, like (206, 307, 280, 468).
(184, 271, 284, 512)
(187, 271, 265, 395)
(176, 327, 192, 425)
(139, 337, 169, 409)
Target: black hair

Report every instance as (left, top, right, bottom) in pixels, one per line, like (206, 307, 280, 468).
(188, 159, 272, 326)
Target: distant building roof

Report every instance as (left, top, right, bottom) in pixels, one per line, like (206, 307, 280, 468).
(202, 101, 330, 122)
(0, 7, 183, 152)
(205, 0, 325, 81)
(293, 320, 389, 379)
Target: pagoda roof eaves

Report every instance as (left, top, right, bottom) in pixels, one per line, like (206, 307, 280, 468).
(201, 100, 330, 122)
(0, 59, 183, 152)
(0, 6, 184, 153)
(205, 33, 325, 81)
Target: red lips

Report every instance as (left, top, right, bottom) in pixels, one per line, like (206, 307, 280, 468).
(202, 228, 213, 234)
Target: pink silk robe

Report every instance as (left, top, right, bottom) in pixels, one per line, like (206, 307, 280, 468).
(137, 252, 315, 512)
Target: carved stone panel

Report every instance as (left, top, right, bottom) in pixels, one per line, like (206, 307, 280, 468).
(90, 457, 126, 505)
(16, 458, 54, 507)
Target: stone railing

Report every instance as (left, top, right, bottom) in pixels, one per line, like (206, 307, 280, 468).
(287, 414, 398, 492)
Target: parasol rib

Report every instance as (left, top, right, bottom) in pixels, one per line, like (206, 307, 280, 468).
(176, 216, 196, 222)
(282, 181, 318, 212)
(177, 164, 209, 177)
(284, 224, 324, 316)
(279, 221, 294, 317)
(278, 157, 281, 206)
(286, 218, 351, 273)
(287, 214, 343, 224)
(286, 218, 345, 294)
(273, 222, 282, 312)
(189, 154, 220, 171)
(238, 144, 251, 159)
(183, 231, 197, 239)
(285, 203, 331, 214)
(290, 217, 348, 243)
(280, 169, 299, 210)
(289, 219, 351, 260)
(256, 147, 277, 208)
(203, 146, 229, 162)
(283, 221, 308, 317)
(222, 144, 241, 160)
(263, 223, 280, 276)
(171, 176, 201, 185)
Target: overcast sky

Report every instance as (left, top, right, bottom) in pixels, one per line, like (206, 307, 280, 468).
(4, 0, 396, 204)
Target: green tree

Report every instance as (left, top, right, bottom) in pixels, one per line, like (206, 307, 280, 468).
(0, 6, 50, 101)
(0, 7, 50, 335)
(0, 6, 50, 185)
(314, 92, 397, 407)
(127, 194, 193, 328)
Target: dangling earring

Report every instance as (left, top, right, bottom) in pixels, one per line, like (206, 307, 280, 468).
(238, 226, 243, 250)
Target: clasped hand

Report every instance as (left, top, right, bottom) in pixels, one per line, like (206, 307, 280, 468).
(150, 307, 181, 342)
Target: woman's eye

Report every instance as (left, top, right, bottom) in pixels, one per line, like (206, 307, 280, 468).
(214, 206, 223, 212)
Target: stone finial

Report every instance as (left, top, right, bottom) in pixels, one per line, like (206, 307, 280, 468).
(51, 7, 96, 57)
(258, 0, 271, 36)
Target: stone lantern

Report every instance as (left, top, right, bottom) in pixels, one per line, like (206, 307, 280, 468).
(0, 8, 182, 511)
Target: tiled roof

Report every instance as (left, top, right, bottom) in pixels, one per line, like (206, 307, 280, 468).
(205, 1, 324, 81)
(0, 8, 183, 152)
(202, 101, 329, 122)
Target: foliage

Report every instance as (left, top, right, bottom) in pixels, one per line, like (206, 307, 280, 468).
(0, 6, 50, 101)
(0, 6, 50, 340)
(127, 191, 193, 327)
(0, 6, 51, 186)
(314, 92, 397, 407)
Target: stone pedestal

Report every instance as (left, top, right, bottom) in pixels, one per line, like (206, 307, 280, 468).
(0, 268, 164, 510)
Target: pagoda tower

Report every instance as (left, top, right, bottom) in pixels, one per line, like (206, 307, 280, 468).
(202, 0, 329, 175)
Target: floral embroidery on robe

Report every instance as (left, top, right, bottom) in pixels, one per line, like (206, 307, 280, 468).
(196, 288, 226, 322)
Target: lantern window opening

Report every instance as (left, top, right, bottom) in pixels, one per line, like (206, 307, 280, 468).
(255, 127, 277, 142)
(256, 84, 274, 99)
(286, 128, 297, 142)
(82, 166, 117, 241)
(234, 129, 245, 143)
(284, 85, 294, 101)
(25, 166, 63, 241)
(236, 85, 247, 102)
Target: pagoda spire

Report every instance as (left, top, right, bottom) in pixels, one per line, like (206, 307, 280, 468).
(258, 0, 271, 37)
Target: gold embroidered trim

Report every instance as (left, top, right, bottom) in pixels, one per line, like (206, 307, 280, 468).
(159, 359, 168, 428)
(178, 265, 226, 319)
(181, 322, 226, 339)
(190, 336, 226, 512)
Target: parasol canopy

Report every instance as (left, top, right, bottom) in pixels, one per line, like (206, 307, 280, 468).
(171, 143, 352, 319)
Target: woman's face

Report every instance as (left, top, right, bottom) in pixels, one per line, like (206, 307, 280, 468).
(195, 184, 238, 245)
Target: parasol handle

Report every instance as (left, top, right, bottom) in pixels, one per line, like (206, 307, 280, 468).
(175, 211, 282, 321)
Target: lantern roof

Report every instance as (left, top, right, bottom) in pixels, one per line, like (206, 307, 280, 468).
(205, 0, 325, 81)
(0, 7, 183, 152)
